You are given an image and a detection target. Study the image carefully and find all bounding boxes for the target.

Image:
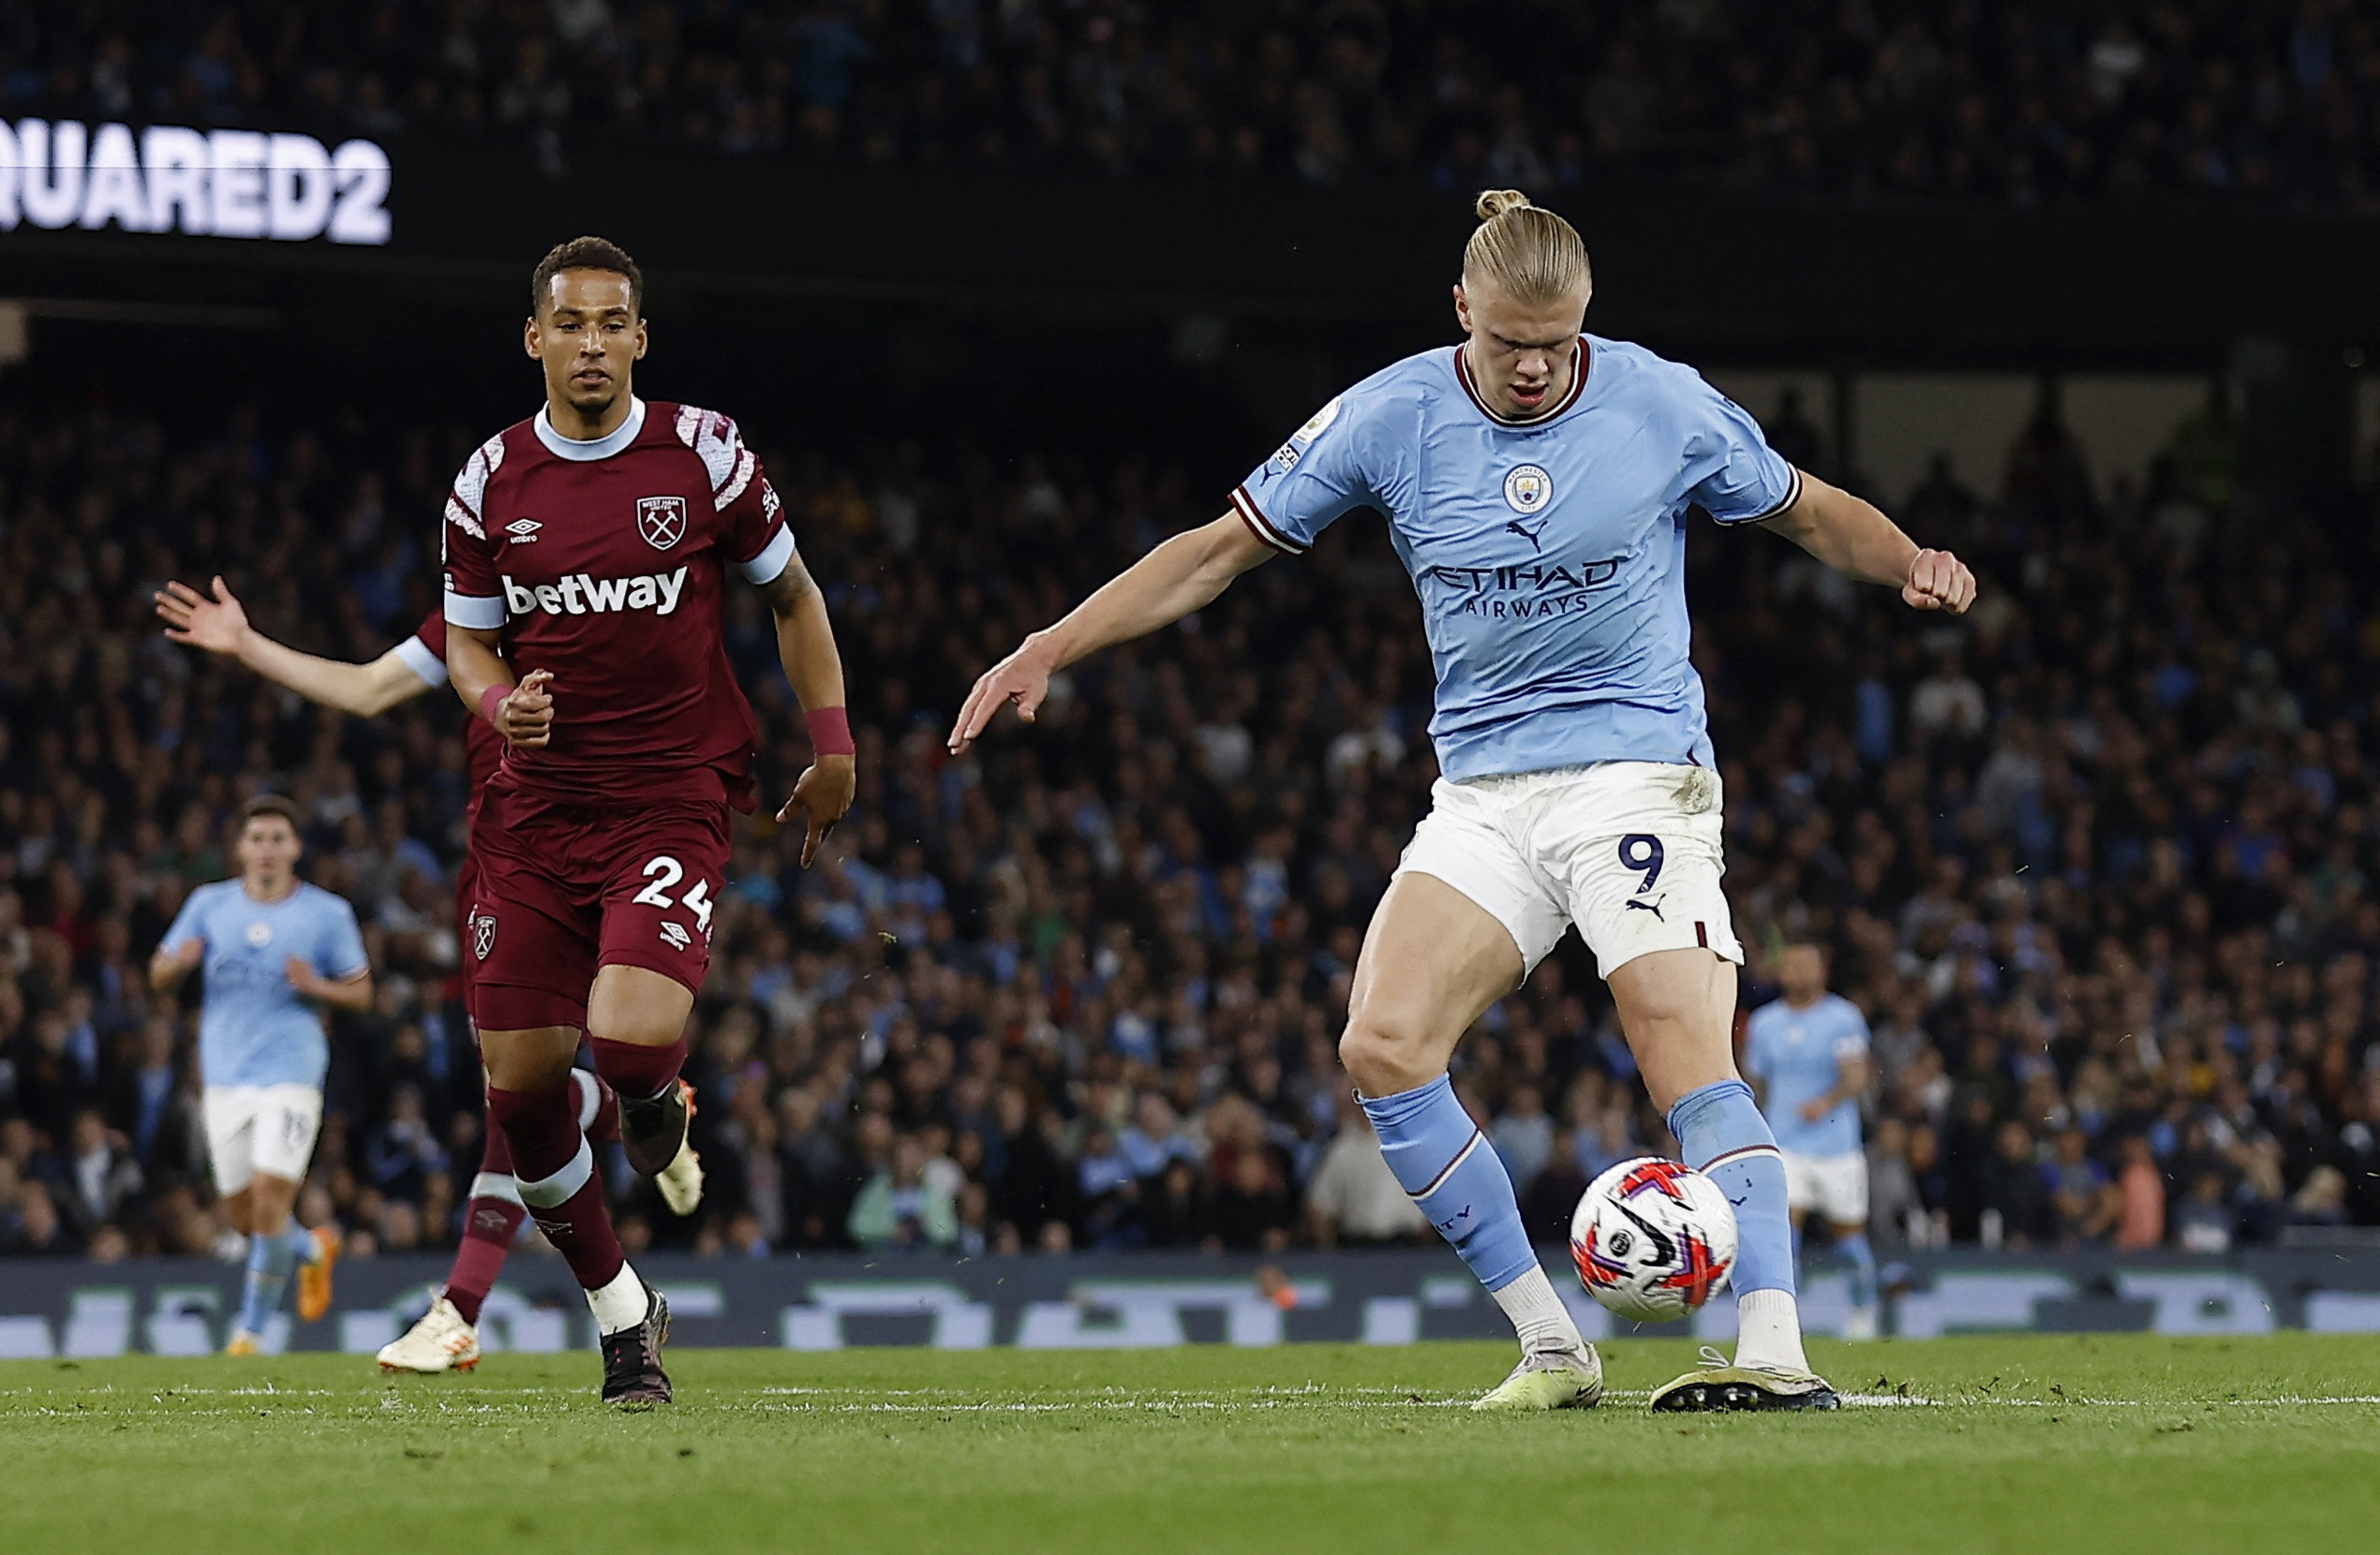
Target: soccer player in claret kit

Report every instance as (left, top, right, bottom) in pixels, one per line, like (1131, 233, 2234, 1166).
(956, 192, 1973, 1413)
(151, 582, 706, 1371)
(439, 236, 855, 1406)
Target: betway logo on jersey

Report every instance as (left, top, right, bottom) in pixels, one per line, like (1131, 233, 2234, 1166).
(503, 568, 688, 617)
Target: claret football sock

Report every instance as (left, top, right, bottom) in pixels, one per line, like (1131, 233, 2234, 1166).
(1668, 1078, 1807, 1372)
(1362, 1075, 1566, 1337)
(446, 1175, 527, 1328)
(589, 1036, 689, 1103)
(488, 1083, 624, 1294)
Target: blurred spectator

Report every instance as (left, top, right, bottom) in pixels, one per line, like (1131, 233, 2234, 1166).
(13, 4, 2380, 211)
(848, 1134, 958, 1250)
(1306, 1092, 1426, 1246)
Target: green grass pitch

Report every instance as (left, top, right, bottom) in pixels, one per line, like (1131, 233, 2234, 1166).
(5, 1334, 2376, 1553)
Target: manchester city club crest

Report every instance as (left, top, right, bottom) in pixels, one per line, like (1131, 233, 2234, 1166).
(470, 911, 497, 962)
(1503, 464, 1554, 514)
(636, 494, 689, 550)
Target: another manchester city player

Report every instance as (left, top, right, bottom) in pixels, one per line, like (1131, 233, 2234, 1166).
(151, 795, 373, 1353)
(950, 191, 1973, 1412)
(1745, 941, 1880, 1340)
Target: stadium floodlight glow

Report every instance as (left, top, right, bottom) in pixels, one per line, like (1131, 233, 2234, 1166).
(0, 118, 391, 244)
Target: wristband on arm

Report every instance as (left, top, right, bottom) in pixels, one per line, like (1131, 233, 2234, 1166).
(478, 683, 511, 728)
(806, 706, 855, 757)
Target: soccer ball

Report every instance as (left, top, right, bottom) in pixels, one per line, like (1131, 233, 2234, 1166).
(1569, 1157, 1738, 1323)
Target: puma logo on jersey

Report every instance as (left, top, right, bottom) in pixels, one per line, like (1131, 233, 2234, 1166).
(501, 566, 688, 617)
(1504, 519, 1547, 552)
(1625, 896, 1667, 921)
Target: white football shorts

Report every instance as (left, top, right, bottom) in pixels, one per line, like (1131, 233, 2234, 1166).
(1782, 1148, 1870, 1226)
(1393, 760, 1744, 978)
(202, 1084, 325, 1195)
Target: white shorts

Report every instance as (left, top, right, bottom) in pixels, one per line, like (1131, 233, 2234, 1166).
(203, 1084, 324, 1195)
(1783, 1148, 1869, 1226)
(1393, 761, 1744, 978)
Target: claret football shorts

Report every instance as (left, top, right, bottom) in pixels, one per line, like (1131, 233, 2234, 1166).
(465, 789, 730, 1030)
(1393, 760, 1744, 979)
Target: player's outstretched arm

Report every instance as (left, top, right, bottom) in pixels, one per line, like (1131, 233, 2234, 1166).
(1761, 473, 1976, 614)
(446, 626, 554, 749)
(947, 513, 1277, 753)
(147, 939, 202, 995)
(756, 552, 855, 868)
(156, 577, 437, 716)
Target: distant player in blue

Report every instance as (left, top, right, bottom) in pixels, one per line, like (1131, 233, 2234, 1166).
(151, 794, 373, 1353)
(1745, 942, 1879, 1340)
(951, 190, 1974, 1412)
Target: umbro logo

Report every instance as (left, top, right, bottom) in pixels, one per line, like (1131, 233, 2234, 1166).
(658, 922, 692, 952)
(504, 519, 543, 543)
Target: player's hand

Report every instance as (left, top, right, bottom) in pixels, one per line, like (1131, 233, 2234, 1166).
(176, 940, 205, 970)
(1798, 1098, 1832, 1123)
(285, 955, 325, 998)
(947, 633, 1057, 754)
(779, 753, 855, 868)
(1902, 548, 1975, 615)
(494, 669, 556, 748)
(155, 575, 252, 654)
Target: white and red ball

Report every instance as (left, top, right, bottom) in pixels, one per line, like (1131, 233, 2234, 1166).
(1569, 1156, 1738, 1323)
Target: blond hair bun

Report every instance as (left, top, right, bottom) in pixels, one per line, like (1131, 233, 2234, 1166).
(1463, 190, 1590, 305)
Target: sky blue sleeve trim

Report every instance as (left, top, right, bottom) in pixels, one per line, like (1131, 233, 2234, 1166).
(392, 636, 447, 689)
(738, 525, 797, 584)
(443, 589, 505, 630)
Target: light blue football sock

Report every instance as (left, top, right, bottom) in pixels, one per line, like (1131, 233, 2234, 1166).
(272, 1219, 322, 1266)
(236, 1234, 293, 1335)
(1837, 1229, 1878, 1310)
(1790, 1218, 1806, 1276)
(1361, 1074, 1536, 1293)
(1668, 1079, 1795, 1297)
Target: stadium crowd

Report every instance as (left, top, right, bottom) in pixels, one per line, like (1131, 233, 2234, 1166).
(0, 372, 2377, 1267)
(7, 1, 2380, 208)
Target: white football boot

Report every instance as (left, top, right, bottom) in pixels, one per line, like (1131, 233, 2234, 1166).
(1472, 1343, 1605, 1411)
(655, 1136, 705, 1217)
(377, 1296, 481, 1373)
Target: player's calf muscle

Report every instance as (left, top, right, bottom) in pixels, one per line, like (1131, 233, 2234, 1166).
(1606, 949, 1740, 1111)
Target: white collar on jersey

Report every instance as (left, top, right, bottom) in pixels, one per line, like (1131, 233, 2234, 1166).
(533, 395, 647, 462)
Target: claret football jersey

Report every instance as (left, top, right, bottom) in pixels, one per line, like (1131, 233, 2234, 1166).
(440, 396, 796, 809)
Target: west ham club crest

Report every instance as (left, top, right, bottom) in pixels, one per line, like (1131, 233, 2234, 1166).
(636, 495, 688, 551)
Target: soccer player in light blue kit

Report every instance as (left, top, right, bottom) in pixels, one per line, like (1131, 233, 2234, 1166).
(1745, 941, 1880, 1340)
(951, 190, 1973, 1411)
(151, 794, 373, 1353)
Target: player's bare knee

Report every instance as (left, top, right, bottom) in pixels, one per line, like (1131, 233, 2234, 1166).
(1338, 1011, 1434, 1097)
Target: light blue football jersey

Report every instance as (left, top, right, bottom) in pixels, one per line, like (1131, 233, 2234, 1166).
(1744, 993, 1870, 1157)
(1232, 335, 1800, 779)
(160, 880, 368, 1089)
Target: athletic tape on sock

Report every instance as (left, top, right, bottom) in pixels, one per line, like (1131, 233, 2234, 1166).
(469, 1172, 525, 1207)
(516, 1136, 594, 1208)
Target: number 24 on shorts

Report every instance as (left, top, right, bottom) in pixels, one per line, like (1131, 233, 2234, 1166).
(632, 854, 715, 937)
